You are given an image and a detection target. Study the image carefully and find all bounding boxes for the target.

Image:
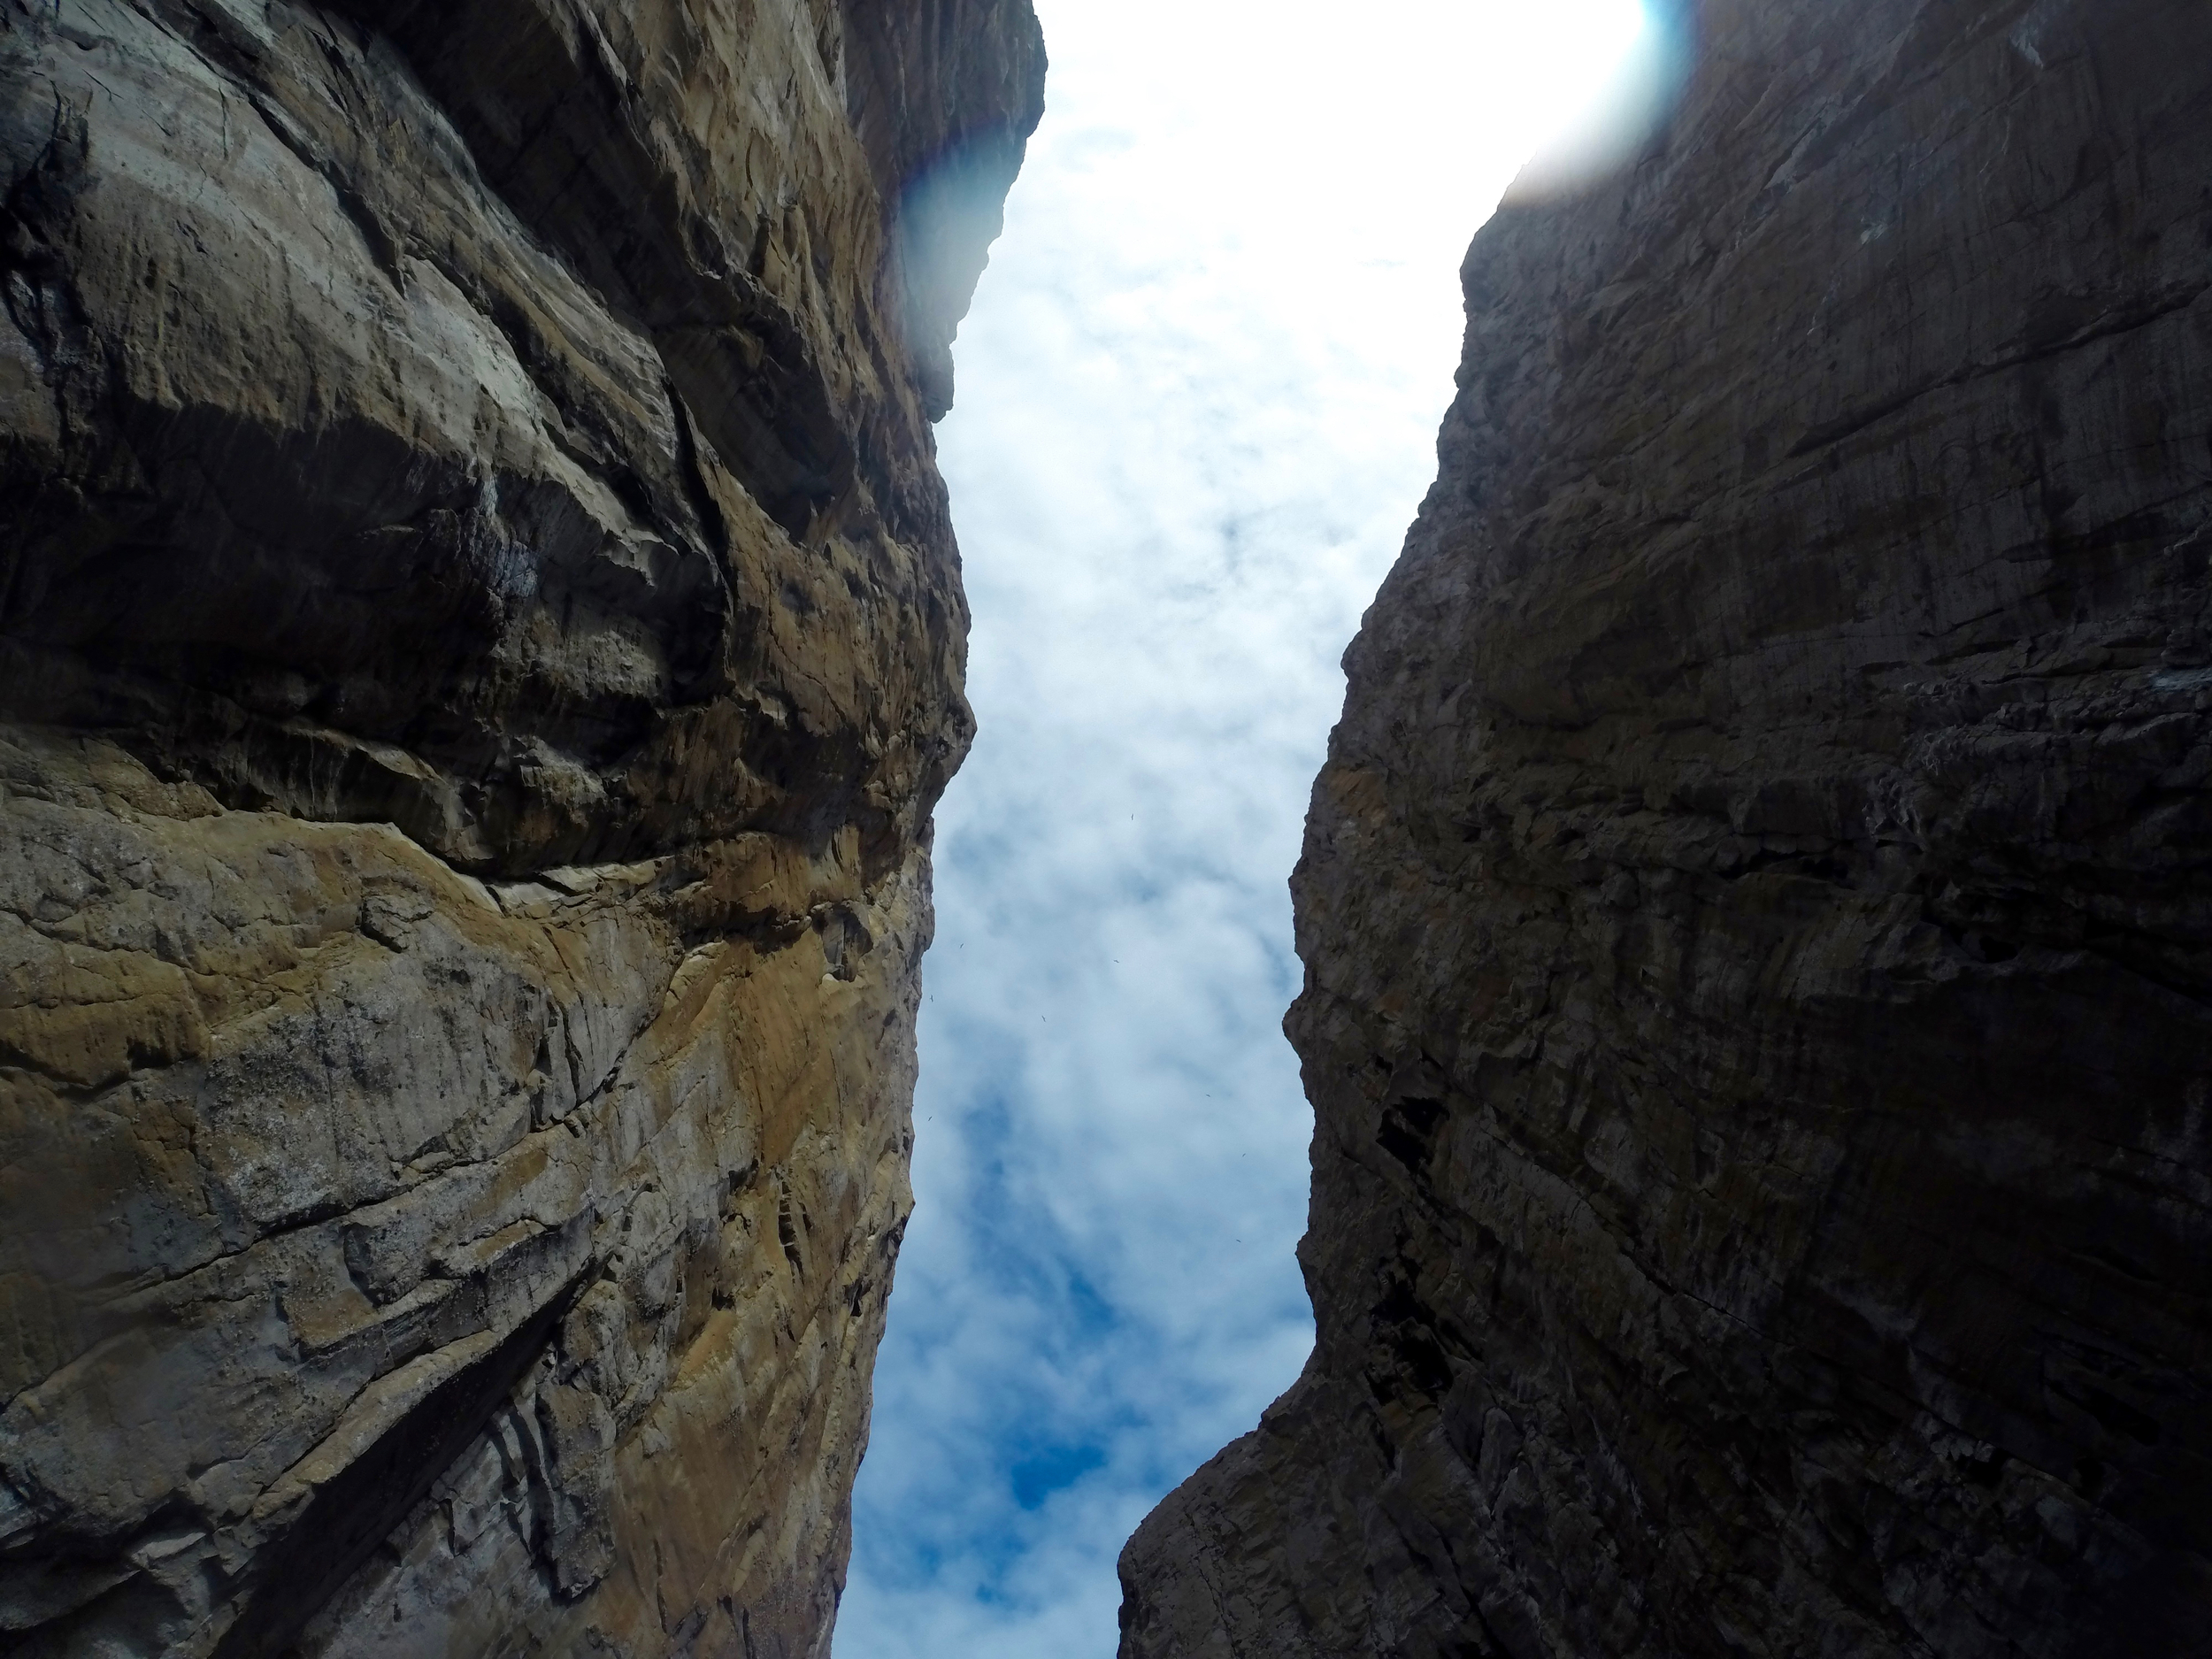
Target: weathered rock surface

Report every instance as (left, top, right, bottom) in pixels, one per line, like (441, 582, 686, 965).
(0, 1, 1041, 1654)
(1122, 2, 2212, 1655)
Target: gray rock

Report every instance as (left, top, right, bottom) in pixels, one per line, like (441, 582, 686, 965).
(0, 1, 1042, 1654)
(1120, 2, 2212, 1655)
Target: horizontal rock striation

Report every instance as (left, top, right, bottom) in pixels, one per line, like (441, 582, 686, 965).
(0, 1, 1040, 1654)
(1121, 2, 2212, 1655)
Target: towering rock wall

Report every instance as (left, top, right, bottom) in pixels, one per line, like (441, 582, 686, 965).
(1121, 2, 2212, 1655)
(0, 2, 1041, 1654)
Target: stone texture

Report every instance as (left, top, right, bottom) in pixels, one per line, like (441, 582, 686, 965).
(0, 1, 1041, 1654)
(1120, 2, 2212, 1655)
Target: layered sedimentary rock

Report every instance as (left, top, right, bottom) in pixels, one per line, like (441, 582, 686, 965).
(0, 1, 1040, 1654)
(1123, 3, 2212, 1655)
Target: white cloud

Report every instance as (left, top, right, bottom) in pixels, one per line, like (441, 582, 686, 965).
(837, 4, 1657, 1654)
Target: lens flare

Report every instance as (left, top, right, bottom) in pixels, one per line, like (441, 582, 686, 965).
(1506, 0, 1692, 202)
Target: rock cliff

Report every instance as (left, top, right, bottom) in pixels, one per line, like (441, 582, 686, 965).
(1122, 2, 2212, 1655)
(0, 2, 1041, 1654)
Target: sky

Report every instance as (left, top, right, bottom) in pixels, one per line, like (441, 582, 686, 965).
(836, 4, 1662, 1653)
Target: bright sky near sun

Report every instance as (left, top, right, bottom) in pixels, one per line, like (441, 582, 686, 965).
(836, 4, 1658, 1654)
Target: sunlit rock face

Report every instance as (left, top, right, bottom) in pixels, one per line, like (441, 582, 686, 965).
(0, 2, 1040, 1654)
(1119, 1, 2212, 1655)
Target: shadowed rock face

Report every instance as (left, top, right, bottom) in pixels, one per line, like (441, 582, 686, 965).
(1120, 3, 2212, 1655)
(0, 1, 1040, 1654)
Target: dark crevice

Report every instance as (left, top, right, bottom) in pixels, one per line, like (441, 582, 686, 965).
(1787, 279, 2212, 461)
(1378, 1095, 1448, 1178)
(207, 1273, 588, 1659)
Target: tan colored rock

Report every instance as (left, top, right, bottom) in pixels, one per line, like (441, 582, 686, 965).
(0, 1, 1041, 1653)
(1121, 2, 2212, 1655)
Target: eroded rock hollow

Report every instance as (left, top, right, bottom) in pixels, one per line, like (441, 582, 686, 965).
(1122, 2, 2212, 1655)
(0, 1, 1041, 1653)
